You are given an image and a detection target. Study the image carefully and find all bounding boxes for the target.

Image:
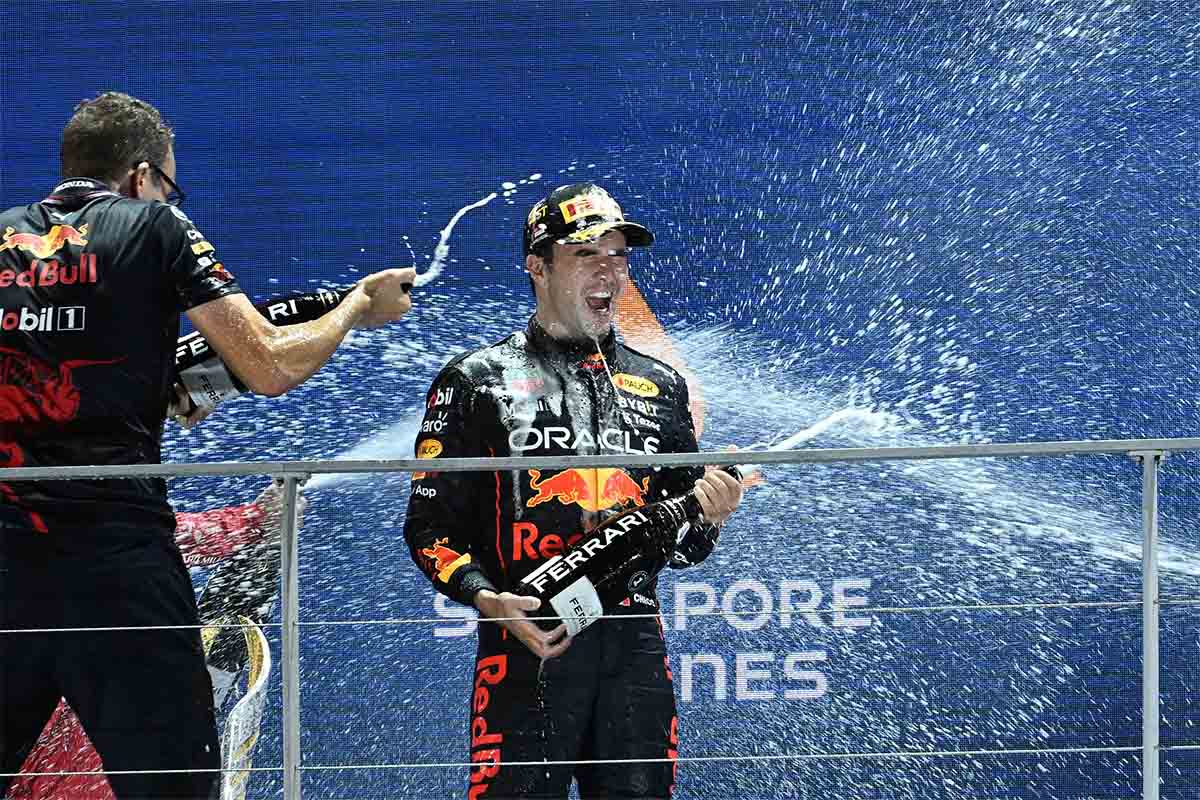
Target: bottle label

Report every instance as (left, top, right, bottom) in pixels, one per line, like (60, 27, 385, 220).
(548, 576, 604, 637)
(261, 288, 342, 324)
(180, 357, 243, 410)
(521, 508, 652, 596)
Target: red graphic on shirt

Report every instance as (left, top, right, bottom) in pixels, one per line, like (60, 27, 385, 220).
(421, 537, 466, 577)
(0, 346, 123, 532)
(0, 346, 121, 423)
(0, 440, 41, 530)
(0, 224, 89, 259)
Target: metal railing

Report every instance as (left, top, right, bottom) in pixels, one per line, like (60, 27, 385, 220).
(3, 436, 1199, 800)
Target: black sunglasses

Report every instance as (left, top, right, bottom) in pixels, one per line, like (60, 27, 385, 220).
(134, 162, 185, 207)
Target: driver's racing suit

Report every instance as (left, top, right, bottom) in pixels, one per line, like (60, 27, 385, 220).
(404, 317, 719, 799)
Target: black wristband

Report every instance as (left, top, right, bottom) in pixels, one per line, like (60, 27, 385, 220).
(456, 568, 499, 607)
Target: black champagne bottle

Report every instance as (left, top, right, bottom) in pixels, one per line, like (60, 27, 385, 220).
(174, 286, 352, 410)
(518, 466, 740, 636)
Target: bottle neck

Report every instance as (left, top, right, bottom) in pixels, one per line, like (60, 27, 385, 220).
(681, 465, 739, 523)
(677, 465, 741, 523)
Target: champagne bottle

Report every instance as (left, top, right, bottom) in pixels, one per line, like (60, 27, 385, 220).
(518, 466, 740, 636)
(174, 286, 352, 411)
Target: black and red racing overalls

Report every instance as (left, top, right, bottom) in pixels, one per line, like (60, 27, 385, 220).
(404, 317, 720, 799)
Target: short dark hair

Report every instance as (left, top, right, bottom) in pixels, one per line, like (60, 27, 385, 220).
(61, 92, 174, 184)
(528, 241, 554, 295)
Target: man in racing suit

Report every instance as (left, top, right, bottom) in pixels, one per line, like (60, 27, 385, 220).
(404, 183, 743, 799)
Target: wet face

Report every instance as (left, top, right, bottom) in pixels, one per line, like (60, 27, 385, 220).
(530, 230, 630, 342)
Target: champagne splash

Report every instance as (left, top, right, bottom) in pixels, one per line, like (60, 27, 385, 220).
(401, 235, 416, 270)
(735, 407, 905, 475)
(766, 407, 903, 451)
(306, 181, 536, 490)
(413, 192, 498, 288)
(591, 335, 622, 394)
(303, 411, 423, 491)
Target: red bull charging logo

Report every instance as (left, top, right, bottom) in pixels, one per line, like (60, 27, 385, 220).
(0, 347, 122, 534)
(0, 224, 89, 259)
(0, 347, 120, 425)
(526, 468, 650, 512)
(420, 537, 468, 582)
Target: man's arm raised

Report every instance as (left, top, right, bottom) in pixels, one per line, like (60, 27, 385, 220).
(186, 267, 414, 397)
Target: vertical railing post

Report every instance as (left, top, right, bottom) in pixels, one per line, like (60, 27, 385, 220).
(1133, 451, 1164, 800)
(278, 474, 306, 800)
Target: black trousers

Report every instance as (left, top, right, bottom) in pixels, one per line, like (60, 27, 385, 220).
(0, 529, 219, 799)
(468, 615, 679, 800)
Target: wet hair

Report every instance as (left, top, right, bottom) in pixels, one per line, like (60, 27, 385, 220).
(528, 240, 555, 294)
(533, 241, 555, 264)
(60, 92, 174, 184)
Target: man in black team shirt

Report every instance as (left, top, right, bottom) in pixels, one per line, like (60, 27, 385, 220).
(0, 92, 414, 799)
(404, 183, 743, 799)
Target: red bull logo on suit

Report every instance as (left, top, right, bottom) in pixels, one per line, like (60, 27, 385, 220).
(526, 468, 650, 512)
(0, 347, 122, 533)
(420, 537, 470, 582)
(0, 254, 98, 288)
(0, 224, 89, 259)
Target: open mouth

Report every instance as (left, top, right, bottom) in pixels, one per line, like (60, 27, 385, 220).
(585, 292, 613, 313)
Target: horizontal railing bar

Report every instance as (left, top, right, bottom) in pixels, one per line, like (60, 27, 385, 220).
(300, 745, 1144, 772)
(295, 599, 1144, 627)
(0, 622, 280, 635)
(10, 739, 1168, 779)
(0, 438, 1196, 481)
(0, 767, 261, 778)
(0, 599, 1146, 635)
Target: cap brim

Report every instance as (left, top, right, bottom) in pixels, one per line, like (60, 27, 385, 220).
(561, 220, 654, 248)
